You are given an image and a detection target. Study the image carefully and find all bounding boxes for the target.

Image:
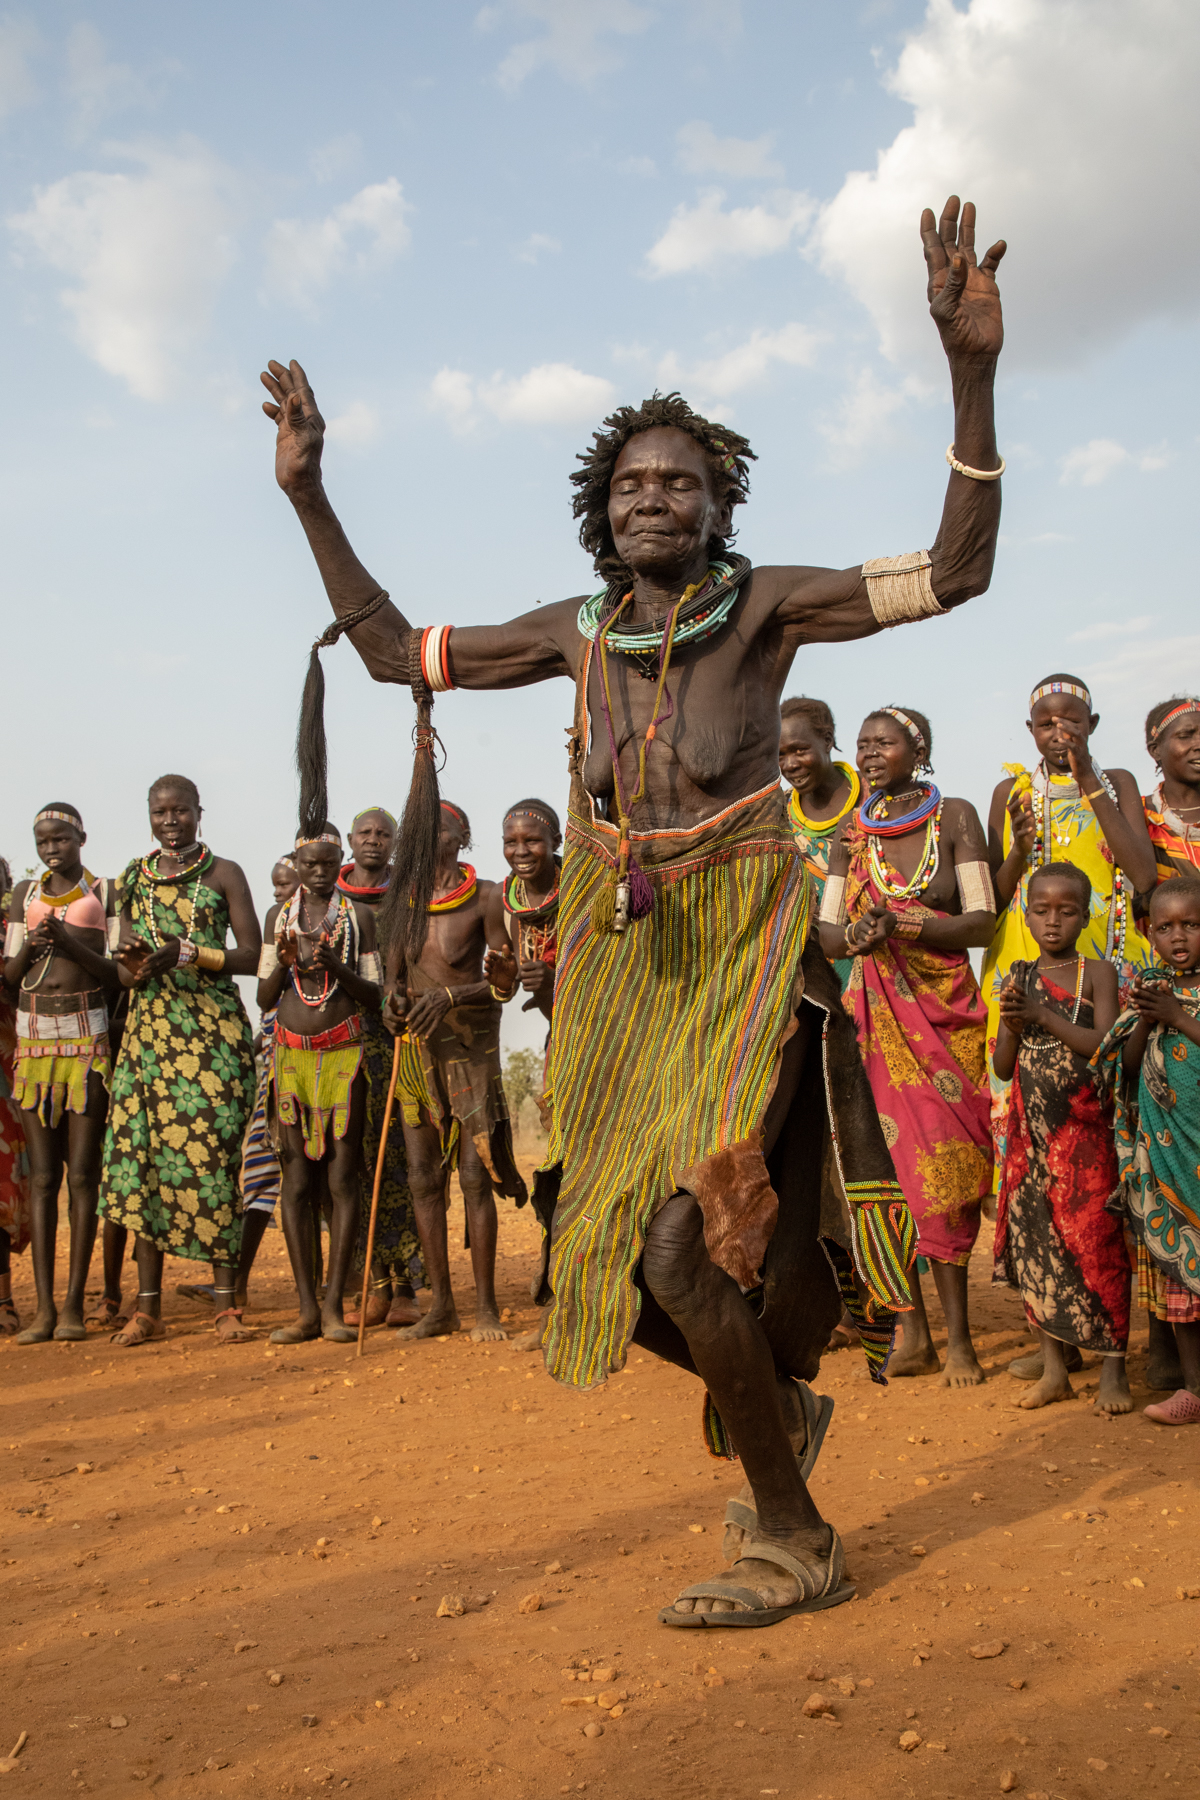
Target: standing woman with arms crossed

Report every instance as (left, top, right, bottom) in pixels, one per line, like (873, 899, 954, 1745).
(4, 805, 121, 1341)
(100, 776, 260, 1345)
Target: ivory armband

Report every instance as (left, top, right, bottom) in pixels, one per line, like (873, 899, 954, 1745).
(107, 916, 121, 953)
(257, 943, 279, 979)
(862, 550, 944, 628)
(956, 860, 996, 915)
(4, 922, 25, 956)
(818, 876, 848, 928)
(357, 950, 383, 985)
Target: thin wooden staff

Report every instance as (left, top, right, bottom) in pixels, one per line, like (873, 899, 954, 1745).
(357, 1034, 404, 1358)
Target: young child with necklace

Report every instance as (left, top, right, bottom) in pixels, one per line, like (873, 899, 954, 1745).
(991, 861, 1128, 1414)
(3, 804, 121, 1342)
(1094, 876, 1200, 1425)
(258, 829, 383, 1343)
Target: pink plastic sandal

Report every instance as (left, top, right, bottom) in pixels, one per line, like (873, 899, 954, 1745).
(1143, 1389, 1200, 1425)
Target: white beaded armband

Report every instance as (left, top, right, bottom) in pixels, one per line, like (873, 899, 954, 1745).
(257, 943, 279, 978)
(357, 950, 383, 985)
(107, 916, 121, 954)
(862, 550, 945, 629)
(956, 860, 996, 915)
(4, 922, 25, 956)
(818, 875, 848, 928)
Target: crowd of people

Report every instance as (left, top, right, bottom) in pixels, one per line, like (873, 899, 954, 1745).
(2, 678, 1197, 1431)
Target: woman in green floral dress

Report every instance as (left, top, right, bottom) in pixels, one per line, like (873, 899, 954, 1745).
(100, 775, 261, 1345)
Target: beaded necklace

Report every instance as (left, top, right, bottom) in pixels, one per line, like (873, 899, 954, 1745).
(278, 888, 354, 1010)
(503, 863, 561, 965)
(862, 792, 944, 901)
(1153, 785, 1200, 864)
(135, 845, 212, 951)
(788, 765, 861, 839)
(856, 782, 942, 839)
(20, 867, 102, 992)
(428, 864, 477, 913)
(576, 557, 748, 677)
(1025, 760, 1128, 967)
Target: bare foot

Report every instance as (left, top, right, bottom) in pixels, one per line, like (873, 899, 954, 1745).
(386, 1289, 421, 1328)
(397, 1303, 461, 1341)
(888, 1339, 942, 1378)
(1094, 1361, 1133, 1415)
(470, 1309, 508, 1344)
(17, 1306, 57, 1346)
(940, 1344, 986, 1388)
(1015, 1370, 1075, 1409)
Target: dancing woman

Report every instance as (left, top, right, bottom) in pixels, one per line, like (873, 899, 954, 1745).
(99, 775, 260, 1345)
(1142, 697, 1200, 885)
(3, 804, 121, 1341)
(779, 698, 861, 990)
(820, 706, 996, 1386)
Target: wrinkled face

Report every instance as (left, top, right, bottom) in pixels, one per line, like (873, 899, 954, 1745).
(607, 427, 728, 581)
(272, 861, 300, 905)
(34, 817, 84, 872)
(1025, 875, 1089, 955)
(149, 786, 201, 850)
(295, 842, 340, 899)
(779, 716, 832, 795)
(348, 811, 395, 874)
(502, 814, 558, 885)
(1027, 696, 1096, 770)
(856, 718, 917, 792)
(1155, 712, 1200, 787)
(1150, 892, 1200, 970)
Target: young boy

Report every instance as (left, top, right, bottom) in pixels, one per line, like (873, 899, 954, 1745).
(992, 861, 1127, 1413)
(257, 832, 382, 1344)
(1094, 875, 1200, 1424)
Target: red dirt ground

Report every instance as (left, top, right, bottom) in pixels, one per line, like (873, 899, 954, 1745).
(3, 1165, 1198, 1800)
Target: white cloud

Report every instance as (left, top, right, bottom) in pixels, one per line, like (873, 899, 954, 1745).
(480, 0, 651, 91)
(515, 231, 560, 263)
(325, 401, 381, 450)
(1060, 438, 1129, 487)
(818, 368, 929, 469)
(1069, 614, 1155, 644)
(1078, 631, 1200, 730)
(66, 22, 165, 135)
(7, 139, 237, 402)
(430, 361, 616, 430)
(675, 120, 781, 180)
(0, 16, 39, 119)
(656, 322, 823, 406)
(646, 187, 814, 276)
(309, 133, 362, 183)
(813, 0, 1200, 371)
(262, 178, 412, 311)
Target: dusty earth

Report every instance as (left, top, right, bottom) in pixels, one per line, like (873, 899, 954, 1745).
(3, 1163, 1199, 1800)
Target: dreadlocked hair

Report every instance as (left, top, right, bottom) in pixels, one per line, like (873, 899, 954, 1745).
(296, 643, 332, 844)
(570, 392, 756, 581)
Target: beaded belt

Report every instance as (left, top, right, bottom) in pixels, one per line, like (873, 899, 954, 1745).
(275, 1014, 363, 1053)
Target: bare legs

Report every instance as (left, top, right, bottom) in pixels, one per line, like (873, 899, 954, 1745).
(271, 1075, 365, 1345)
(16, 1073, 107, 1344)
(889, 1259, 985, 1386)
(399, 1122, 503, 1342)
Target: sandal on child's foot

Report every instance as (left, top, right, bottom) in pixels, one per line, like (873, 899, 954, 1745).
(86, 1297, 127, 1329)
(111, 1312, 166, 1347)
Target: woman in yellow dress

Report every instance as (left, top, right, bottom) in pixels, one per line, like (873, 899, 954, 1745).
(779, 697, 861, 990)
(983, 673, 1155, 1171)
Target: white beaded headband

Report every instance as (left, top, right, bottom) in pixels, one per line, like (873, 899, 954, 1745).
(295, 832, 342, 850)
(35, 809, 82, 828)
(880, 706, 927, 758)
(1030, 680, 1092, 711)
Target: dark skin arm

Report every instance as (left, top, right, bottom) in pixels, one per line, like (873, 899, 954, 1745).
(992, 957, 1118, 1080)
(990, 740, 1156, 903)
(1122, 979, 1200, 1076)
(817, 799, 994, 960)
(262, 197, 1003, 691)
(8, 915, 123, 992)
(259, 902, 381, 1012)
(481, 888, 554, 1018)
(988, 777, 1036, 908)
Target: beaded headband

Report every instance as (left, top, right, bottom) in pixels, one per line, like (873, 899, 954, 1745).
(277, 854, 297, 870)
(351, 806, 397, 831)
(35, 808, 82, 828)
(441, 801, 468, 827)
(1150, 700, 1200, 746)
(1030, 680, 1092, 712)
(294, 831, 342, 850)
(880, 706, 928, 759)
(504, 807, 560, 833)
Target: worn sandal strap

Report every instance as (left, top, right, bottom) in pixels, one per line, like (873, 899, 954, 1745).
(740, 1530, 843, 1600)
(677, 1581, 769, 1611)
(723, 1499, 758, 1533)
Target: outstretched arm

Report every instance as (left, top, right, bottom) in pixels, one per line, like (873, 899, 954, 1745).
(261, 361, 577, 690)
(778, 196, 1005, 646)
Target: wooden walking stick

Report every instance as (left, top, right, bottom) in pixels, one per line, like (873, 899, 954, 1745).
(357, 1034, 404, 1358)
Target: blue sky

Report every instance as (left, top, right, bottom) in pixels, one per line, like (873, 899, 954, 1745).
(3, 1, 1197, 1048)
